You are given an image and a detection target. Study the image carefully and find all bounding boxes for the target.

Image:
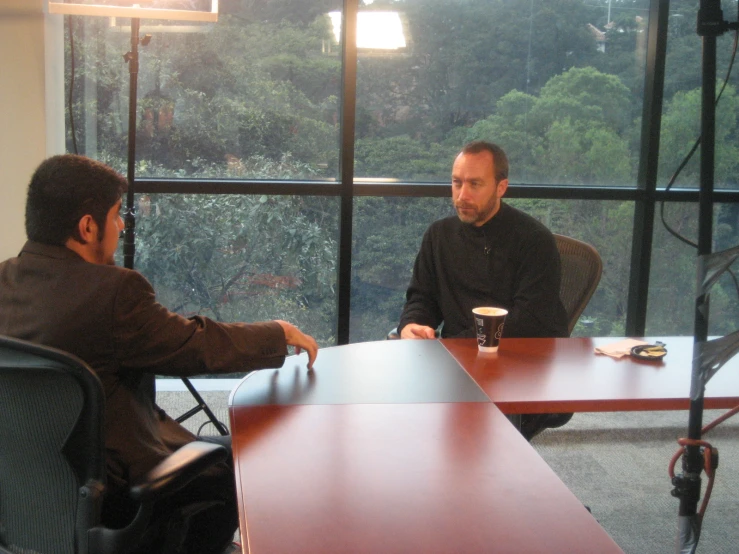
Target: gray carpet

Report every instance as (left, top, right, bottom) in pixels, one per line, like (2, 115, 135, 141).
(158, 391, 739, 554)
(533, 409, 739, 554)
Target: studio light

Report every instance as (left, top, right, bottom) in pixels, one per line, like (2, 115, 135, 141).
(328, 10, 406, 50)
(47, 0, 218, 22)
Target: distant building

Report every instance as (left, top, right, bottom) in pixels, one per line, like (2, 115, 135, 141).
(587, 23, 606, 53)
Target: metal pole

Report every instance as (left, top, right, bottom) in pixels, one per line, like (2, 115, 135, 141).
(119, 23, 227, 434)
(123, 17, 140, 271)
(336, 0, 358, 345)
(675, 2, 723, 551)
(625, 0, 669, 337)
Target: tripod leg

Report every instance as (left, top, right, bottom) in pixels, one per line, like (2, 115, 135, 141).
(176, 377, 229, 436)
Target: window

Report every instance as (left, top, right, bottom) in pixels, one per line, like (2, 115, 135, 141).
(66, 2, 341, 180)
(354, 0, 648, 187)
(647, 202, 739, 336)
(659, 1, 739, 190)
(128, 193, 339, 346)
(67, 0, 739, 344)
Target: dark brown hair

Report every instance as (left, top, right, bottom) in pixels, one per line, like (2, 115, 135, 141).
(26, 155, 127, 245)
(461, 141, 509, 183)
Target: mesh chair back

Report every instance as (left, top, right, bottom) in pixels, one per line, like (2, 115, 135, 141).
(0, 336, 105, 554)
(553, 235, 603, 334)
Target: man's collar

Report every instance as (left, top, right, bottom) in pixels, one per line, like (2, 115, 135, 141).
(480, 201, 507, 228)
(20, 240, 86, 262)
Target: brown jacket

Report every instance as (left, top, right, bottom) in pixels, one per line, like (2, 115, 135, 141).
(0, 241, 287, 492)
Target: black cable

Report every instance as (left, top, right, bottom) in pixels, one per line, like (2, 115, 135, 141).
(68, 15, 79, 155)
(659, 12, 739, 308)
(196, 419, 227, 437)
(660, 9, 738, 249)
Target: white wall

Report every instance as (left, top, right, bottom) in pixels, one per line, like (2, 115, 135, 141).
(0, 0, 64, 260)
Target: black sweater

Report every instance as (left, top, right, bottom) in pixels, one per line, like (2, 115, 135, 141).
(398, 202, 568, 338)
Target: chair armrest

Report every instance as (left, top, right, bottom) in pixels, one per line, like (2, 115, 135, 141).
(129, 441, 227, 502)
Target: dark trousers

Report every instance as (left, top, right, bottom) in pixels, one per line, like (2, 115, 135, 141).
(103, 435, 238, 554)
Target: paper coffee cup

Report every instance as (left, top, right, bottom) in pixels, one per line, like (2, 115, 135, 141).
(472, 307, 508, 352)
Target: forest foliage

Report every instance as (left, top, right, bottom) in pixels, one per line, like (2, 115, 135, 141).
(65, 0, 739, 346)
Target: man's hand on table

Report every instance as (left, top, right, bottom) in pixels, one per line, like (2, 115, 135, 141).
(276, 320, 318, 368)
(400, 323, 436, 340)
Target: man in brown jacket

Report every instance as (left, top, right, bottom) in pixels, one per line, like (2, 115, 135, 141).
(0, 154, 318, 554)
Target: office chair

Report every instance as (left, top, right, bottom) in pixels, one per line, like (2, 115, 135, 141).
(0, 335, 228, 554)
(386, 234, 602, 339)
(552, 234, 603, 335)
(522, 234, 601, 438)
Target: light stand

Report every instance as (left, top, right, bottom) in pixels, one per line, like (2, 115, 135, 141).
(48, 1, 227, 436)
(671, 1, 739, 551)
(49, 1, 218, 270)
(123, 17, 143, 271)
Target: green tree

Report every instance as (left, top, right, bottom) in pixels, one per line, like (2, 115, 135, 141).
(466, 67, 634, 185)
(658, 84, 739, 188)
(357, 0, 600, 140)
(351, 196, 453, 341)
(354, 135, 453, 179)
(588, 1, 650, 104)
(129, 158, 339, 348)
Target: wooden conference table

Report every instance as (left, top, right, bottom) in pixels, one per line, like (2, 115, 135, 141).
(443, 336, 739, 414)
(228, 337, 738, 553)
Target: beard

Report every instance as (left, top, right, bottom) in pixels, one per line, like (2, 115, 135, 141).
(91, 236, 117, 266)
(92, 245, 116, 265)
(454, 194, 499, 225)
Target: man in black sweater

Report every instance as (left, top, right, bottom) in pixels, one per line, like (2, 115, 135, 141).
(397, 141, 570, 439)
